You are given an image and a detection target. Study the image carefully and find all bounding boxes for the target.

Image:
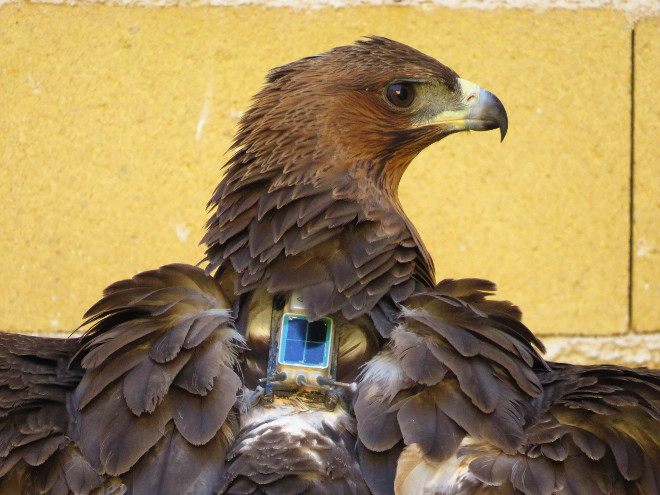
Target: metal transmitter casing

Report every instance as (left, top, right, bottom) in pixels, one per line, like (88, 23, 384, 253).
(262, 292, 339, 404)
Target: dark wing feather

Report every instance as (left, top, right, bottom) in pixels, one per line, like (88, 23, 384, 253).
(72, 263, 244, 495)
(97, 388, 171, 475)
(390, 329, 448, 386)
(123, 351, 191, 415)
(355, 441, 402, 495)
(353, 387, 406, 452)
(360, 279, 660, 494)
(512, 363, 660, 494)
(169, 367, 240, 446)
(397, 390, 465, 460)
(354, 280, 548, 492)
(121, 420, 235, 495)
(0, 333, 103, 494)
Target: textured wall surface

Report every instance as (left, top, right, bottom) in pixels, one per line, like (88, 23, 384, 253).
(0, 3, 658, 364)
(633, 16, 660, 334)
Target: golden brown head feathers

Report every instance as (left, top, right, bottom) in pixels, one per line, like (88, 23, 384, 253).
(224, 37, 464, 193)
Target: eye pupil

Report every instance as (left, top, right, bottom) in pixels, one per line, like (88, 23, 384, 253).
(386, 83, 415, 108)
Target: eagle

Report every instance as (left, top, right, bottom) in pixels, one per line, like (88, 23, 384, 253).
(1, 37, 659, 495)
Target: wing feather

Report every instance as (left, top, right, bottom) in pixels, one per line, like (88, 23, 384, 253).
(397, 390, 465, 461)
(72, 264, 243, 492)
(173, 340, 224, 396)
(122, 423, 233, 495)
(123, 351, 191, 415)
(355, 282, 547, 493)
(0, 333, 90, 493)
(170, 367, 241, 446)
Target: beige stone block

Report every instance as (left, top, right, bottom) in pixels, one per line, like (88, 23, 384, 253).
(633, 17, 660, 332)
(0, 5, 631, 336)
(544, 334, 660, 368)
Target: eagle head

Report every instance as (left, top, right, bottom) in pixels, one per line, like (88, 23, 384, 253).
(227, 36, 507, 194)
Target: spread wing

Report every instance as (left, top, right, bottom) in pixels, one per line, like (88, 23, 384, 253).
(354, 278, 547, 495)
(72, 263, 244, 495)
(457, 364, 660, 495)
(355, 279, 660, 495)
(0, 333, 101, 495)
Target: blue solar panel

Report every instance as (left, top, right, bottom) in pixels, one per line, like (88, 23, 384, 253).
(279, 315, 331, 367)
(304, 341, 325, 364)
(307, 321, 327, 342)
(287, 317, 307, 341)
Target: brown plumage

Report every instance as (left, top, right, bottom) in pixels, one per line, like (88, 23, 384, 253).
(1, 37, 659, 495)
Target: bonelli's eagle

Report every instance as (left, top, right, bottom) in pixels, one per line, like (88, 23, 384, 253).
(1, 37, 659, 495)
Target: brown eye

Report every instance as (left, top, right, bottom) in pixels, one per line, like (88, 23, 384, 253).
(386, 82, 415, 108)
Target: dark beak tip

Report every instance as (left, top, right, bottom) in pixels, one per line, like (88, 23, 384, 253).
(489, 90, 508, 142)
(500, 121, 508, 142)
(470, 88, 508, 142)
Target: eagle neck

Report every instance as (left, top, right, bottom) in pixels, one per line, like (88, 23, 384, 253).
(202, 148, 436, 328)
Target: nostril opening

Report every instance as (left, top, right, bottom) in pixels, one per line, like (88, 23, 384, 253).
(466, 93, 478, 105)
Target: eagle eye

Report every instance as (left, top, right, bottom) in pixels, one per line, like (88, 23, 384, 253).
(386, 82, 415, 108)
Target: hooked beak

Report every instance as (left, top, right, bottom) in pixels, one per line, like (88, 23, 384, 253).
(427, 78, 508, 141)
(461, 79, 508, 141)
